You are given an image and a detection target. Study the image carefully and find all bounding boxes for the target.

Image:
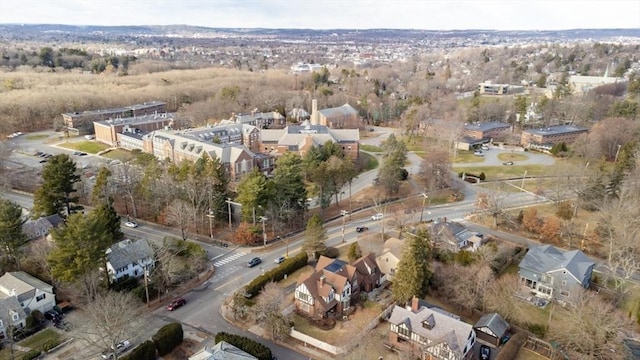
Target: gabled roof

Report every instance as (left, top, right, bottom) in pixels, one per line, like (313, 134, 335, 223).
(432, 221, 477, 246)
(0, 272, 53, 302)
(21, 214, 64, 240)
(318, 103, 358, 118)
(150, 130, 255, 164)
(474, 312, 509, 339)
(189, 341, 258, 360)
(106, 239, 153, 270)
(519, 245, 595, 282)
(388, 305, 473, 357)
(0, 296, 26, 322)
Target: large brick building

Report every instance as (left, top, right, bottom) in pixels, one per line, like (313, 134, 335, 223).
(62, 101, 167, 135)
(520, 125, 588, 147)
(463, 121, 512, 141)
(93, 113, 174, 147)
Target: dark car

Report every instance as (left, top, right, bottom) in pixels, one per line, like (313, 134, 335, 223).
(247, 257, 262, 267)
(44, 310, 62, 322)
(480, 345, 491, 360)
(166, 297, 186, 311)
(356, 226, 368, 233)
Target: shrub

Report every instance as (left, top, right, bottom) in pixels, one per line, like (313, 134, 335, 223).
(42, 338, 62, 352)
(525, 322, 547, 337)
(495, 332, 526, 360)
(132, 284, 158, 303)
(111, 275, 139, 292)
(214, 332, 272, 360)
(121, 340, 157, 360)
(20, 349, 42, 360)
(321, 247, 339, 258)
(30, 310, 43, 324)
(479, 172, 486, 181)
(152, 322, 183, 356)
(244, 252, 308, 298)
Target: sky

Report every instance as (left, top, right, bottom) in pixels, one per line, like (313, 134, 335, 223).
(1, 0, 639, 31)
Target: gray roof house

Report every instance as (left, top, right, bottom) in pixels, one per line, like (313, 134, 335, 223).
(431, 220, 483, 252)
(387, 297, 476, 360)
(22, 214, 64, 242)
(188, 341, 258, 360)
(0, 296, 27, 337)
(105, 239, 154, 281)
(518, 245, 595, 301)
(474, 312, 510, 347)
(0, 271, 56, 314)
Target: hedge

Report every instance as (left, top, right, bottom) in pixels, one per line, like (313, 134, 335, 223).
(152, 322, 183, 356)
(42, 338, 62, 352)
(20, 349, 41, 360)
(244, 252, 308, 298)
(214, 332, 272, 360)
(121, 340, 157, 360)
(495, 332, 527, 360)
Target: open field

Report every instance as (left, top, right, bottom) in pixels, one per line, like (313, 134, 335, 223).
(58, 141, 109, 154)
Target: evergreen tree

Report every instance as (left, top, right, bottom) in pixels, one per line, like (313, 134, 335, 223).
(271, 152, 308, 226)
(303, 214, 327, 259)
(347, 242, 362, 262)
(392, 229, 432, 304)
(0, 199, 27, 268)
(378, 134, 407, 195)
(32, 154, 81, 218)
(90, 202, 123, 243)
(91, 166, 112, 205)
(236, 169, 269, 223)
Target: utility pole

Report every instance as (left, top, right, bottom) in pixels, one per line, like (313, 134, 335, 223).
(225, 198, 242, 231)
(419, 193, 429, 223)
(260, 216, 268, 248)
(341, 210, 349, 243)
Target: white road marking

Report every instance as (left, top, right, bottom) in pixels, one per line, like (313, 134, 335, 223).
(212, 252, 247, 267)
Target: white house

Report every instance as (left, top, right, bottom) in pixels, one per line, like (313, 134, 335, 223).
(189, 341, 258, 360)
(0, 271, 56, 314)
(105, 239, 154, 281)
(0, 297, 27, 338)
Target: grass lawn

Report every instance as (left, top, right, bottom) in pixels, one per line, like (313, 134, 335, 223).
(516, 348, 550, 360)
(0, 328, 61, 360)
(102, 148, 135, 162)
(497, 152, 529, 161)
(476, 181, 523, 193)
(360, 152, 379, 171)
(455, 164, 549, 181)
(58, 141, 109, 154)
(25, 134, 49, 141)
(360, 144, 382, 153)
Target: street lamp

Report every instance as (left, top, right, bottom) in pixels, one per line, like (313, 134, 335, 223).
(259, 216, 268, 247)
(419, 193, 429, 223)
(341, 210, 349, 243)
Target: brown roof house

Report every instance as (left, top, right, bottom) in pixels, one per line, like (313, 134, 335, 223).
(387, 297, 476, 360)
(375, 237, 405, 283)
(294, 254, 383, 319)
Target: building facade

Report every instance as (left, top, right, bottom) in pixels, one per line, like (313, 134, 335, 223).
(463, 122, 512, 141)
(63, 101, 166, 135)
(520, 125, 588, 147)
(93, 113, 174, 147)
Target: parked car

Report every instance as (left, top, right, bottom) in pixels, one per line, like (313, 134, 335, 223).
(124, 221, 138, 228)
(166, 297, 187, 311)
(247, 257, 262, 267)
(480, 345, 491, 360)
(473, 150, 484, 156)
(44, 310, 62, 322)
(503, 161, 514, 165)
(355, 226, 369, 233)
(371, 213, 384, 221)
(102, 340, 131, 359)
(85, 135, 95, 140)
(274, 256, 286, 264)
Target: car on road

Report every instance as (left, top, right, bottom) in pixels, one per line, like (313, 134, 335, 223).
(247, 257, 262, 267)
(124, 221, 138, 228)
(39, 159, 48, 163)
(356, 226, 369, 232)
(73, 151, 81, 155)
(78, 152, 88, 156)
(503, 161, 514, 165)
(274, 256, 286, 264)
(480, 345, 491, 360)
(166, 297, 187, 311)
(473, 150, 484, 156)
(371, 213, 384, 221)
(102, 340, 131, 359)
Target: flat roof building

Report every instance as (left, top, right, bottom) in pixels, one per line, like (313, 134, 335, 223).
(521, 125, 588, 147)
(62, 101, 167, 135)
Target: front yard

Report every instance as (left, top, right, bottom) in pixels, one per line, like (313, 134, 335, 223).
(0, 328, 62, 360)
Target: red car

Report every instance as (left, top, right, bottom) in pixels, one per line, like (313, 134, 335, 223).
(166, 297, 186, 311)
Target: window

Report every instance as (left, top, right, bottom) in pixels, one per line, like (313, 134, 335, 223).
(36, 293, 46, 302)
(560, 289, 570, 297)
(396, 324, 411, 338)
(11, 313, 18, 321)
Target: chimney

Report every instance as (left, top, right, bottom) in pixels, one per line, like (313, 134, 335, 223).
(319, 275, 326, 287)
(410, 296, 419, 312)
(11, 289, 16, 296)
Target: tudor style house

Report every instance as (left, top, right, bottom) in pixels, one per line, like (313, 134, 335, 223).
(294, 254, 382, 319)
(518, 245, 595, 301)
(105, 239, 154, 281)
(387, 297, 476, 360)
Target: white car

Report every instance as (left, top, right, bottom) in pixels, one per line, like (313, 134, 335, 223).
(371, 213, 384, 221)
(124, 221, 138, 228)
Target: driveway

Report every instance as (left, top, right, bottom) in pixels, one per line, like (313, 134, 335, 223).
(452, 145, 555, 168)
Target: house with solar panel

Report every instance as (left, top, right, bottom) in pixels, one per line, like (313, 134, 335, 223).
(294, 254, 382, 319)
(518, 245, 595, 301)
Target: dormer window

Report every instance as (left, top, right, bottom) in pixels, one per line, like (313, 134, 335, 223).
(422, 314, 436, 330)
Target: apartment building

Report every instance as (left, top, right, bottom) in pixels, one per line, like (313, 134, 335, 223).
(520, 125, 588, 147)
(463, 122, 512, 140)
(62, 101, 166, 135)
(93, 113, 174, 147)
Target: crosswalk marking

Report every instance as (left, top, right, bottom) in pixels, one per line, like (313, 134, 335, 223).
(212, 252, 247, 267)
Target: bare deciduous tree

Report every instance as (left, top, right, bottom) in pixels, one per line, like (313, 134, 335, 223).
(165, 199, 193, 240)
(251, 282, 290, 341)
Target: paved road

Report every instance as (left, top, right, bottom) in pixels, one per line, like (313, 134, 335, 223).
(452, 145, 556, 168)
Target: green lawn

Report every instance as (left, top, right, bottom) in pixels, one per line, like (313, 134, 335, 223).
(497, 152, 529, 161)
(0, 328, 61, 360)
(455, 152, 486, 164)
(58, 141, 109, 154)
(24, 134, 49, 141)
(455, 165, 549, 181)
(360, 152, 379, 171)
(102, 148, 135, 162)
(360, 144, 382, 153)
